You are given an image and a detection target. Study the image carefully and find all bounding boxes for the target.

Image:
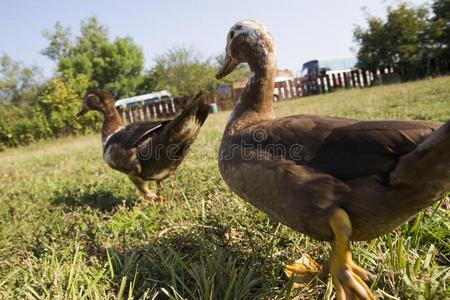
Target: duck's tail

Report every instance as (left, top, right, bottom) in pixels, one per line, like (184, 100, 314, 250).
(390, 120, 450, 200)
(159, 91, 210, 146)
(138, 92, 210, 179)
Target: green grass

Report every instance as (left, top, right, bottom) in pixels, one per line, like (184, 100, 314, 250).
(1, 77, 449, 299)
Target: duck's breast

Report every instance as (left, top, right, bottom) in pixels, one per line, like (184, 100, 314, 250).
(218, 140, 351, 241)
(103, 143, 138, 174)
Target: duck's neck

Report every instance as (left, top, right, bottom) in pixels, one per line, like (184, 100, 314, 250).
(227, 51, 276, 133)
(101, 103, 123, 143)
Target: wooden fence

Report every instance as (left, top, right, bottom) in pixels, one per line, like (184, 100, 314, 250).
(118, 99, 178, 124)
(274, 66, 397, 101)
(119, 67, 398, 123)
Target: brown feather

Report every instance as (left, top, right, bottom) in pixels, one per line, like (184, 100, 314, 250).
(138, 92, 210, 180)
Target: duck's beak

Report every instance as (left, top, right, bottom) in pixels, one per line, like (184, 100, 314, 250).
(77, 104, 89, 117)
(216, 53, 239, 80)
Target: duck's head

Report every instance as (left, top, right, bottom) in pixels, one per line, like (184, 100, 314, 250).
(77, 88, 114, 117)
(216, 19, 275, 80)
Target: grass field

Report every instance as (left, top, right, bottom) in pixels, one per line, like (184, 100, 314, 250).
(1, 77, 449, 299)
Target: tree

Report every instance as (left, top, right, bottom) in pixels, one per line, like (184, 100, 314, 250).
(149, 46, 217, 96)
(41, 22, 71, 62)
(44, 17, 145, 98)
(37, 73, 99, 135)
(429, 0, 450, 72)
(353, 17, 388, 70)
(354, 2, 429, 79)
(97, 37, 145, 97)
(136, 68, 161, 95)
(147, 46, 249, 97)
(0, 73, 101, 149)
(0, 54, 42, 105)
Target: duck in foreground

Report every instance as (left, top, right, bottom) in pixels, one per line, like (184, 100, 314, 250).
(78, 89, 210, 201)
(216, 20, 450, 299)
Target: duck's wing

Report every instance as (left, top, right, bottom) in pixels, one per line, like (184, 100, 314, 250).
(137, 92, 210, 177)
(109, 120, 171, 150)
(245, 115, 441, 180)
(307, 119, 441, 179)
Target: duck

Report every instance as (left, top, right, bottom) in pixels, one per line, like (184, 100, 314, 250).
(215, 20, 450, 299)
(77, 89, 210, 201)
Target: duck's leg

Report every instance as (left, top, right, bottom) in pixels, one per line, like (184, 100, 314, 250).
(156, 180, 164, 201)
(329, 208, 375, 300)
(128, 175, 158, 200)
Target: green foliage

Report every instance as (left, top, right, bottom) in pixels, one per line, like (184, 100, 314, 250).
(0, 74, 100, 150)
(0, 105, 50, 150)
(37, 74, 100, 135)
(136, 69, 160, 95)
(0, 54, 43, 105)
(429, 0, 450, 71)
(101, 37, 145, 98)
(354, 0, 450, 78)
(354, 2, 429, 78)
(48, 17, 145, 98)
(151, 46, 218, 96)
(41, 22, 71, 62)
(148, 46, 249, 96)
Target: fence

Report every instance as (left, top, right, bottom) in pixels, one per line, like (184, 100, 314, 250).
(118, 99, 178, 124)
(118, 67, 398, 123)
(273, 66, 397, 101)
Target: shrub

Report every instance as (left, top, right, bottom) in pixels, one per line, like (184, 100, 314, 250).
(0, 74, 101, 150)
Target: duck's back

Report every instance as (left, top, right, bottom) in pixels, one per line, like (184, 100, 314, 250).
(234, 115, 441, 181)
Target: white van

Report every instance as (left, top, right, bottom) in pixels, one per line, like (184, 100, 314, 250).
(115, 90, 174, 110)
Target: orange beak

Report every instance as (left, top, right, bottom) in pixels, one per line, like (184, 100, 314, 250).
(77, 105, 89, 117)
(216, 53, 239, 80)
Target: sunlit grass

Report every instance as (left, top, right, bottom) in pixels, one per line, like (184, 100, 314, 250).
(0, 76, 449, 299)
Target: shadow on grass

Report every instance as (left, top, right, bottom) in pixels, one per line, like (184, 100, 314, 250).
(95, 218, 327, 299)
(51, 188, 135, 212)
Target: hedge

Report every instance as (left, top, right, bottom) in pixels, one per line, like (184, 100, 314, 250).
(0, 75, 101, 151)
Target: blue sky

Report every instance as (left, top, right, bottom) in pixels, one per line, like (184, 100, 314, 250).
(0, 0, 428, 77)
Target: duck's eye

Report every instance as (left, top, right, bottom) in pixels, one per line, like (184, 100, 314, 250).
(229, 31, 235, 39)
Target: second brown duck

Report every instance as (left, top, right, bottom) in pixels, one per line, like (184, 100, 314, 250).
(78, 89, 210, 201)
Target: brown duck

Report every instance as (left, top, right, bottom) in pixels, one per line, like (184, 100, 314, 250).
(78, 89, 210, 201)
(216, 20, 450, 299)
